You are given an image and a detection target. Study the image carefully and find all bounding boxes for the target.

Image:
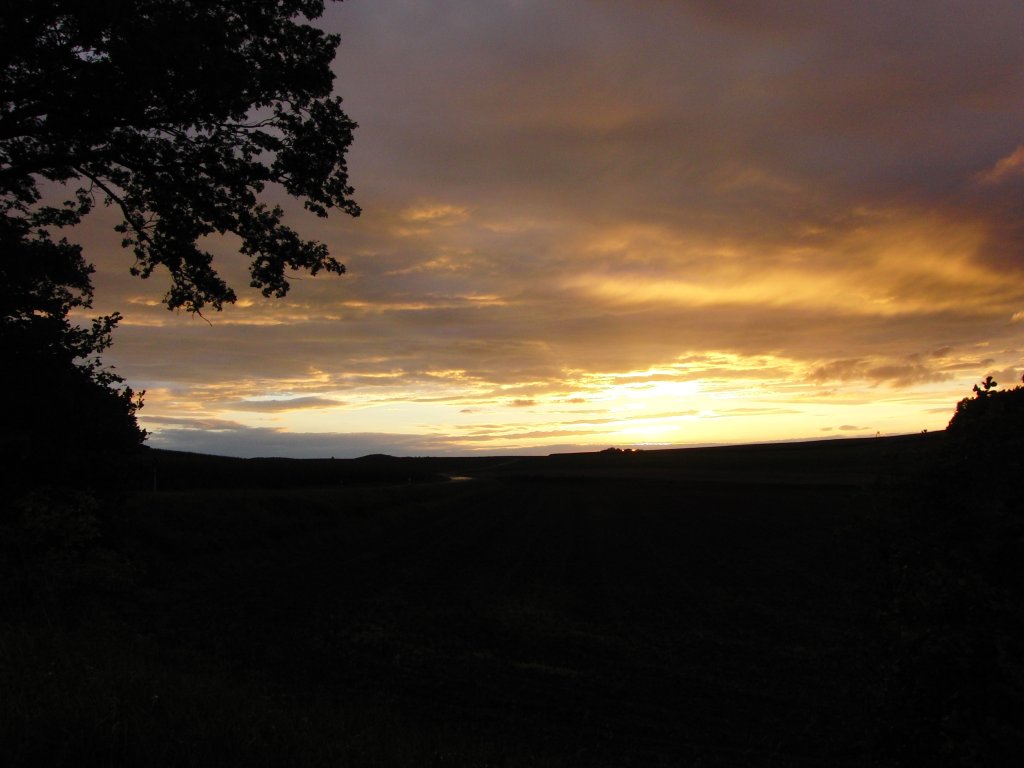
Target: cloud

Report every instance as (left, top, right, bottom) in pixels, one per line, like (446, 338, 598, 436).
(977, 146, 1024, 185)
(713, 407, 802, 417)
(864, 364, 951, 388)
(400, 203, 469, 225)
(812, 359, 866, 382)
(811, 349, 967, 388)
(143, 415, 250, 431)
(61, 0, 1024, 456)
(225, 397, 347, 412)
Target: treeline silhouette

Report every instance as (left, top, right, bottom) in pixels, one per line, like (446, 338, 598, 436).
(2, 0, 361, 551)
(139, 433, 945, 491)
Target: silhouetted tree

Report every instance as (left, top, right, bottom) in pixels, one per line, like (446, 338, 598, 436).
(2, 3, 358, 438)
(1, 199, 147, 472)
(0, 207, 144, 589)
(2, 0, 359, 314)
(948, 373, 1024, 445)
(1, 2, 359, 551)
(943, 371, 1024, 521)
(972, 375, 998, 397)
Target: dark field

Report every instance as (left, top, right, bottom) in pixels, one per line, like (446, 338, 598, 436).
(3, 434, 1022, 766)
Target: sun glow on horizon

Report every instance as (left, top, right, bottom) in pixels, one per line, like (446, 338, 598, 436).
(131, 347, 981, 457)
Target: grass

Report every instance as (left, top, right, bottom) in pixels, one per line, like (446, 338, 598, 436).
(2, 434, 1021, 765)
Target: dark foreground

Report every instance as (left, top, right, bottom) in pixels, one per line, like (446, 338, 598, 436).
(3, 435, 1022, 766)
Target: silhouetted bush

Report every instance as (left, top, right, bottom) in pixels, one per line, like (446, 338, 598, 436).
(948, 374, 1024, 445)
(945, 374, 1024, 515)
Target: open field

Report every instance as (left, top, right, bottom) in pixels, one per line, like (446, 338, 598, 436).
(3, 433, 1021, 765)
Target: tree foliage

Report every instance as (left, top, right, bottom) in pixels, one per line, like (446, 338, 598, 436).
(1, 0, 359, 314)
(945, 372, 1024, 518)
(1, 1, 359, 494)
(947, 373, 1024, 444)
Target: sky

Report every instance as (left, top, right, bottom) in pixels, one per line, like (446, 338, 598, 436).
(77, 0, 1024, 458)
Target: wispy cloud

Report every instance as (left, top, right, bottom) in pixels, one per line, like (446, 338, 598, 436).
(977, 146, 1024, 185)
(225, 397, 348, 413)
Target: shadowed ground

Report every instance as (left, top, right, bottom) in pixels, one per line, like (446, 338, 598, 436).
(4, 433, 1018, 765)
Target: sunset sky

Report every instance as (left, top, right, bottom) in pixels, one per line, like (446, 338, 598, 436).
(78, 0, 1024, 458)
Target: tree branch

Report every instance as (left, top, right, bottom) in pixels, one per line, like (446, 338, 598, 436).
(71, 165, 152, 248)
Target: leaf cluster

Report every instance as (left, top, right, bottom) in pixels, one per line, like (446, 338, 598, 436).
(1, 0, 359, 313)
